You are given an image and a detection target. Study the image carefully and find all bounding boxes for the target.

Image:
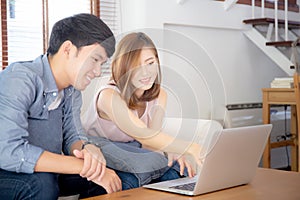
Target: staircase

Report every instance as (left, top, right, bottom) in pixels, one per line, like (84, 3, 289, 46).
(237, 1, 300, 172)
(241, 2, 300, 76)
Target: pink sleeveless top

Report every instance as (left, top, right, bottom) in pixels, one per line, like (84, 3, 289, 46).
(81, 84, 158, 142)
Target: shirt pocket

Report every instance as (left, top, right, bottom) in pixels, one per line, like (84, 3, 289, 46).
(27, 98, 49, 120)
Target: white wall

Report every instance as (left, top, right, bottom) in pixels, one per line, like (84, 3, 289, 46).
(118, 0, 300, 122)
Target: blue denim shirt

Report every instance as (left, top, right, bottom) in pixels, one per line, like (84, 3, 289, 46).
(0, 54, 85, 173)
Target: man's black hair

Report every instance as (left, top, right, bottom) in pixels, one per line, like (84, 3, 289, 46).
(47, 13, 115, 57)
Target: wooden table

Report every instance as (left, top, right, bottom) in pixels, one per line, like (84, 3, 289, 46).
(84, 168, 300, 200)
(262, 88, 299, 171)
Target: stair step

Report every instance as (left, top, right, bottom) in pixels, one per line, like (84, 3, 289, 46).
(266, 41, 293, 47)
(243, 18, 300, 29)
(266, 40, 300, 47)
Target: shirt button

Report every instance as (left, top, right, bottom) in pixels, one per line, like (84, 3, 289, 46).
(52, 92, 57, 97)
(21, 158, 25, 162)
(68, 88, 72, 96)
(43, 105, 46, 108)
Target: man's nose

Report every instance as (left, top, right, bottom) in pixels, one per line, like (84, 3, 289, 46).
(93, 66, 102, 77)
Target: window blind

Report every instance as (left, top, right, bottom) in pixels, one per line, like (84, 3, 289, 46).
(0, 0, 120, 71)
(0, 0, 91, 70)
(1, 0, 43, 70)
(100, 0, 120, 35)
(99, 0, 121, 75)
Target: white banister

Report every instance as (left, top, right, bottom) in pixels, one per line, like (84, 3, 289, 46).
(250, 0, 291, 42)
(261, 0, 265, 18)
(224, 0, 238, 10)
(252, 0, 255, 18)
(285, 0, 289, 41)
(177, 0, 188, 5)
(274, 0, 278, 41)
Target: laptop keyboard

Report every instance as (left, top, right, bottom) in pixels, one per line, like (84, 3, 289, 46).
(170, 182, 196, 191)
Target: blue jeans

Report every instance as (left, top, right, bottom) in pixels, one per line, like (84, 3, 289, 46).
(58, 169, 139, 198)
(90, 137, 185, 186)
(0, 169, 59, 200)
(151, 167, 182, 183)
(0, 169, 138, 200)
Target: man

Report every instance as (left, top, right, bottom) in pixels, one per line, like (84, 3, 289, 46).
(0, 13, 138, 199)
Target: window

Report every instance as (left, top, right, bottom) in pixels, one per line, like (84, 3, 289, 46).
(1, 0, 120, 71)
(98, 0, 121, 75)
(99, 0, 121, 36)
(6, 0, 43, 65)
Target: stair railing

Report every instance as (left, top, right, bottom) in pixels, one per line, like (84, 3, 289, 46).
(261, 0, 265, 17)
(251, 0, 289, 41)
(275, 0, 279, 41)
(252, 0, 255, 18)
(284, 0, 288, 41)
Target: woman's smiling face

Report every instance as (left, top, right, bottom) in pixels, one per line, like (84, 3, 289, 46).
(131, 48, 159, 92)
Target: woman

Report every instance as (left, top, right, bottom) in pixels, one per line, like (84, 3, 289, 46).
(82, 32, 201, 187)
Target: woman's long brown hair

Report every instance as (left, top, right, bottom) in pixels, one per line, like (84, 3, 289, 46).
(111, 32, 162, 110)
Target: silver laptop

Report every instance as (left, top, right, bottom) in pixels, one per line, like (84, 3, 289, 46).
(143, 122, 272, 196)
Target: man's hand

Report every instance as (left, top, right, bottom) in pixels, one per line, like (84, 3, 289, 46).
(92, 168, 122, 193)
(73, 144, 106, 181)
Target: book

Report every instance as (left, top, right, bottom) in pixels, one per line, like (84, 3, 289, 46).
(270, 77, 294, 88)
(273, 77, 293, 82)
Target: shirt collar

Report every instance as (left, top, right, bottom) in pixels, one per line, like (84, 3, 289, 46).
(37, 54, 75, 97)
(40, 54, 59, 94)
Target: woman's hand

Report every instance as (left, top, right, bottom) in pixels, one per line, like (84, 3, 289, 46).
(166, 153, 196, 178)
(187, 143, 204, 167)
(92, 168, 122, 193)
(73, 144, 106, 181)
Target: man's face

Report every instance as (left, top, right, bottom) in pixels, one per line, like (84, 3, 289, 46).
(70, 43, 108, 91)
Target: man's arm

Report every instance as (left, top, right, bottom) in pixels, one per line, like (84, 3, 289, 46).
(34, 150, 83, 174)
(35, 149, 122, 193)
(61, 89, 107, 180)
(68, 140, 122, 193)
(71, 140, 106, 181)
(0, 69, 44, 173)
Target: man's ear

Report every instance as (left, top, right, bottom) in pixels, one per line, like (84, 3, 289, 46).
(60, 40, 73, 56)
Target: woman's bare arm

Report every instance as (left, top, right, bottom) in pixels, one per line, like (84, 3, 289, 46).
(97, 88, 201, 160)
